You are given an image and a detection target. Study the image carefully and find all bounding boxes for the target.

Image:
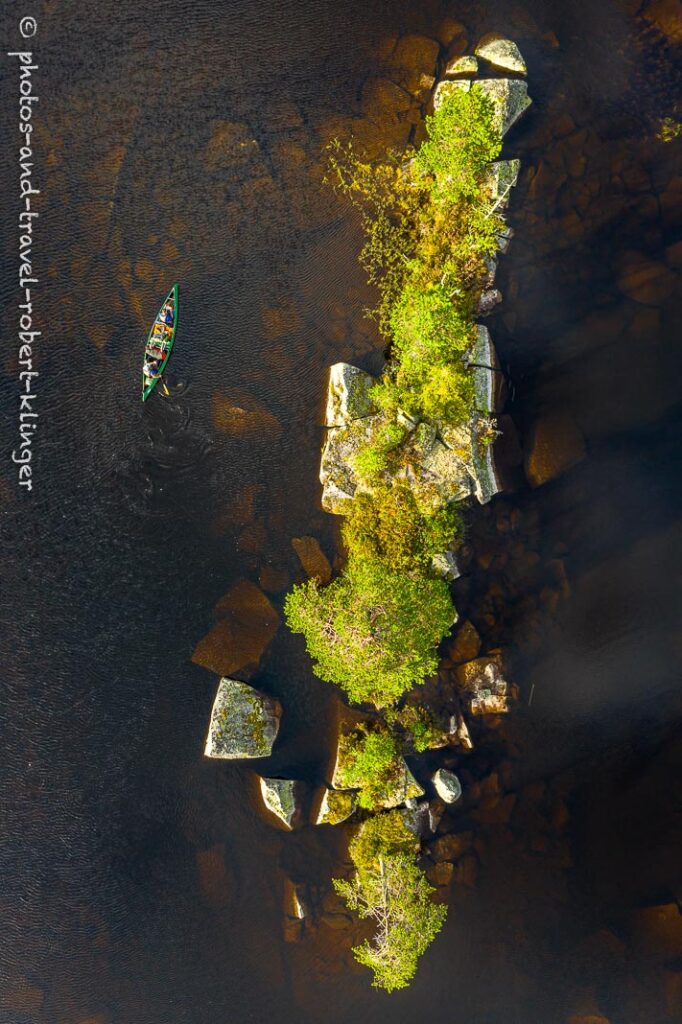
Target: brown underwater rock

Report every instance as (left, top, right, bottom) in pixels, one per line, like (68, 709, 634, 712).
(291, 536, 332, 585)
(212, 389, 282, 441)
(192, 580, 279, 676)
(525, 412, 586, 487)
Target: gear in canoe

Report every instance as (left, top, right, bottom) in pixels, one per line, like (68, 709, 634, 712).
(142, 284, 179, 401)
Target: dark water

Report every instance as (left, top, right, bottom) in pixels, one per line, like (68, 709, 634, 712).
(1, 0, 681, 1021)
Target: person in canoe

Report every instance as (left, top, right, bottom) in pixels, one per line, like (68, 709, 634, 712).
(143, 357, 161, 381)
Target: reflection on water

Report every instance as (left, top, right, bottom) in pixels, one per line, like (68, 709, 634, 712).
(0, 0, 681, 1021)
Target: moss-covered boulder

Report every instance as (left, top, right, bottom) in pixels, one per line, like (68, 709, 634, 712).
(204, 678, 281, 759)
(319, 413, 382, 513)
(433, 77, 471, 110)
(475, 34, 528, 76)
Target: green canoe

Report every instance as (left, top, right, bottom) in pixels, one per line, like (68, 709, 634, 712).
(142, 283, 179, 401)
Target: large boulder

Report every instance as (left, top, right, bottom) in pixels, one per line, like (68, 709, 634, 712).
(258, 777, 303, 830)
(470, 325, 503, 417)
(475, 34, 528, 75)
(204, 678, 281, 759)
(329, 728, 424, 810)
(477, 79, 532, 136)
(325, 362, 376, 427)
(192, 580, 279, 676)
(456, 655, 512, 715)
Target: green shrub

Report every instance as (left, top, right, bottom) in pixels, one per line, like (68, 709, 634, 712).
(386, 282, 476, 425)
(416, 85, 502, 204)
(342, 482, 462, 573)
(284, 557, 456, 708)
(333, 812, 447, 991)
(335, 726, 403, 810)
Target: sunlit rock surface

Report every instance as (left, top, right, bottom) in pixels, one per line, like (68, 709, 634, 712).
(258, 777, 301, 829)
(320, 413, 381, 513)
(475, 34, 528, 76)
(477, 78, 532, 136)
(204, 678, 281, 759)
(324, 363, 376, 427)
(444, 55, 478, 77)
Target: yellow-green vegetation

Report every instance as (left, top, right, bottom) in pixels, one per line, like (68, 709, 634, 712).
(286, 83, 507, 990)
(342, 483, 462, 573)
(287, 85, 502, 710)
(658, 116, 682, 143)
(333, 812, 447, 992)
(335, 725, 403, 810)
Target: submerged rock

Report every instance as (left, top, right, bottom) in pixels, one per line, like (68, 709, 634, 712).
(475, 34, 528, 75)
(433, 768, 463, 804)
(259, 777, 302, 830)
(212, 389, 282, 440)
(291, 535, 332, 585)
(324, 362, 376, 427)
(524, 412, 586, 487)
(192, 580, 279, 677)
(204, 678, 281, 759)
(477, 79, 532, 136)
(456, 655, 512, 715)
(314, 787, 357, 826)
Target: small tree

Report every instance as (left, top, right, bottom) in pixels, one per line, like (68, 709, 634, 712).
(284, 557, 455, 707)
(334, 812, 447, 992)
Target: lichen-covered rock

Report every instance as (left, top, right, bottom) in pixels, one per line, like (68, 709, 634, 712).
(475, 34, 528, 75)
(445, 55, 478, 77)
(324, 363, 376, 427)
(259, 777, 300, 829)
(456, 655, 512, 715)
(401, 422, 472, 509)
(314, 787, 356, 826)
(400, 801, 432, 838)
(431, 549, 462, 580)
(319, 414, 381, 513)
(471, 325, 502, 416)
(378, 760, 425, 809)
(291, 535, 332, 585)
(477, 79, 532, 136)
(204, 678, 282, 759)
(433, 78, 471, 110)
(470, 425, 503, 505)
(477, 288, 503, 315)
(433, 768, 463, 804)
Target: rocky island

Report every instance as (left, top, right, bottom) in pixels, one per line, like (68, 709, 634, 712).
(203, 29, 533, 993)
